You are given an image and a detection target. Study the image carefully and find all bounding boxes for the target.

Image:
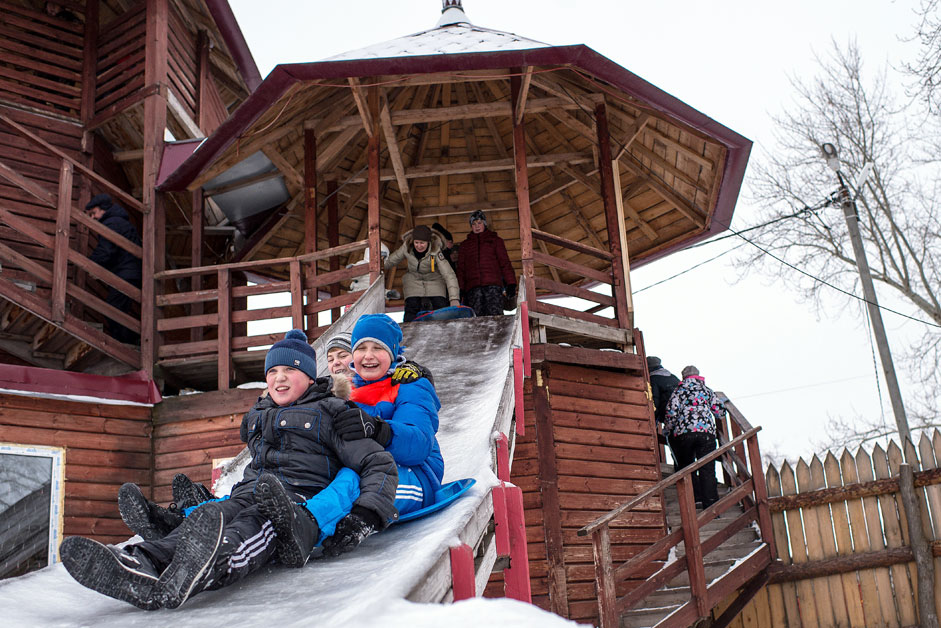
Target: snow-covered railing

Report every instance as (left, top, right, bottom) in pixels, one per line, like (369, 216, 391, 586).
(578, 399, 775, 628)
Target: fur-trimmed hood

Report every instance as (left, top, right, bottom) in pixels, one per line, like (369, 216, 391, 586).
(330, 373, 351, 401)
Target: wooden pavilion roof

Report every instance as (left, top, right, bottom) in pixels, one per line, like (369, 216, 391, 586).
(159, 8, 750, 292)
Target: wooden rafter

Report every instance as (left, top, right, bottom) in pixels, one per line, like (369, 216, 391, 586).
(341, 151, 593, 183)
(515, 66, 533, 125)
(379, 91, 413, 227)
(348, 77, 374, 137)
(614, 113, 649, 161)
(470, 82, 509, 160)
(455, 83, 487, 203)
(618, 155, 706, 228)
(438, 82, 451, 207)
(261, 145, 303, 190)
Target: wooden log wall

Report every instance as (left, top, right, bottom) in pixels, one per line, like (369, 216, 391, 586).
(717, 431, 941, 628)
(0, 1, 84, 118)
(486, 359, 664, 626)
(0, 392, 151, 545)
(150, 387, 256, 503)
(94, 4, 145, 118)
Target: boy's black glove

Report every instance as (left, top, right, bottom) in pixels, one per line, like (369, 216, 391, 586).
(334, 406, 392, 446)
(504, 284, 517, 300)
(391, 360, 435, 386)
(322, 506, 380, 557)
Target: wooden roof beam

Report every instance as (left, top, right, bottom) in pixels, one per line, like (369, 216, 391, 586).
(618, 156, 706, 228)
(262, 145, 303, 190)
(340, 152, 593, 183)
(455, 83, 487, 203)
(379, 91, 413, 228)
(471, 82, 509, 159)
(348, 77, 374, 137)
(614, 113, 649, 161)
(515, 66, 533, 125)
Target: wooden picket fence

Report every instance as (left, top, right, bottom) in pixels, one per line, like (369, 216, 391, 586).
(720, 431, 941, 627)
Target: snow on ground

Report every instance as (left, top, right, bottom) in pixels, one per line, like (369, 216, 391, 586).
(0, 316, 582, 627)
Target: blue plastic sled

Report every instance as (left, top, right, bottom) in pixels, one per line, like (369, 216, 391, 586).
(395, 478, 476, 523)
(413, 305, 476, 322)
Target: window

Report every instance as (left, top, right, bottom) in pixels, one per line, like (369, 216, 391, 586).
(0, 444, 65, 580)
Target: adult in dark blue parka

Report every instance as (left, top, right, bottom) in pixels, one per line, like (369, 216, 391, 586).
(85, 193, 142, 343)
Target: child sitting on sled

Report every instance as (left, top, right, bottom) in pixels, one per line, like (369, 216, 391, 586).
(60, 330, 398, 610)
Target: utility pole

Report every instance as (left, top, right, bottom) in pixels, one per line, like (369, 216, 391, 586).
(821, 143, 911, 446)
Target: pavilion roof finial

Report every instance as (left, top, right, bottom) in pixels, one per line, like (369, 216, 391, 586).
(437, 0, 470, 27)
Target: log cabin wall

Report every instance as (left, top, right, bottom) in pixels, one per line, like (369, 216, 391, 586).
(93, 3, 146, 119)
(0, 392, 151, 545)
(487, 358, 665, 626)
(150, 387, 256, 503)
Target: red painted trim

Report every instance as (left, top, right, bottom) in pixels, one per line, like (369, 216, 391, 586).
(503, 484, 532, 603)
(0, 364, 161, 404)
(495, 432, 510, 482)
(513, 348, 524, 436)
(520, 301, 531, 378)
(449, 543, 476, 601)
(492, 484, 511, 557)
(513, 347, 526, 436)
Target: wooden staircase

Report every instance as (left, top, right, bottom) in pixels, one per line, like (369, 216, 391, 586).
(621, 482, 767, 628)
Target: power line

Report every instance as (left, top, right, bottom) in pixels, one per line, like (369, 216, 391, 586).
(632, 243, 745, 294)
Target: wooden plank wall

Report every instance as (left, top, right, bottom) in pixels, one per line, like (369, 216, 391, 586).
(0, 392, 151, 545)
(167, 4, 198, 125)
(486, 359, 664, 626)
(94, 3, 146, 117)
(0, 1, 84, 118)
(150, 388, 256, 502)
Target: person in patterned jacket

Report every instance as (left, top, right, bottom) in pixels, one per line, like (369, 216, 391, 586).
(664, 365, 725, 508)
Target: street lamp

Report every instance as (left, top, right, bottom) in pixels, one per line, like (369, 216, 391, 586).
(819, 143, 911, 447)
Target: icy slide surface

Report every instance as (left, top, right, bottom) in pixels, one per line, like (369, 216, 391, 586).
(0, 316, 517, 627)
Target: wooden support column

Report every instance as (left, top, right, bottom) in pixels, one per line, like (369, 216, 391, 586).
(217, 268, 231, 390)
(510, 73, 535, 307)
(327, 180, 341, 322)
(532, 366, 569, 616)
(367, 87, 381, 282)
(595, 101, 631, 330)
(141, 0, 170, 377)
(51, 160, 73, 323)
(190, 189, 204, 342)
(304, 129, 318, 330)
(611, 161, 634, 329)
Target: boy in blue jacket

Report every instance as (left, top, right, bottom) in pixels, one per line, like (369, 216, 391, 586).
(308, 313, 445, 557)
(60, 330, 397, 610)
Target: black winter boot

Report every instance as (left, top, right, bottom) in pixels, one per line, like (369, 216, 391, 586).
(172, 473, 214, 510)
(153, 502, 225, 609)
(60, 537, 161, 610)
(118, 483, 184, 541)
(255, 472, 319, 567)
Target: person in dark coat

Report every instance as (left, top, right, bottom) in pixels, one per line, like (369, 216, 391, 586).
(456, 210, 516, 316)
(432, 222, 457, 272)
(647, 356, 680, 426)
(664, 365, 725, 509)
(85, 193, 142, 344)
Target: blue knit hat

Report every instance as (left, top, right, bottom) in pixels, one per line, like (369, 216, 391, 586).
(265, 329, 317, 379)
(351, 314, 403, 362)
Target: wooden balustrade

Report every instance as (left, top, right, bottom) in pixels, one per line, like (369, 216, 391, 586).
(153, 241, 368, 389)
(578, 399, 774, 628)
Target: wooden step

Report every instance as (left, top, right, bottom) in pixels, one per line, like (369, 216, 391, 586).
(667, 558, 736, 588)
(620, 603, 682, 628)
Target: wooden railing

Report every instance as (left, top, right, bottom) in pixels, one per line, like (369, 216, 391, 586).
(0, 111, 144, 368)
(153, 241, 369, 389)
(578, 398, 775, 628)
(529, 228, 626, 329)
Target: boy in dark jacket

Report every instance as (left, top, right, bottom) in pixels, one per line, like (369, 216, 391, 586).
(457, 210, 516, 316)
(60, 330, 397, 610)
(85, 193, 142, 343)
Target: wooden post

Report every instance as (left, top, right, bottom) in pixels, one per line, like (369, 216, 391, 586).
(327, 180, 340, 322)
(591, 526, 617, 628)
(492, 484, 511, 558)
(80, 0, 99, 127)
(140, 0, 169, 378)
(900, 463, 940, 628)
(533, 366, 569, 616)
(747, 434, 777, 559)
(494, 433, 510, 482)
(594, 101, 630, 330)
(51, 160, 73, 323)
(191, 189, 204, 342)
(304, 129, 318, 329)
(503, 484, 532, 604)
(511, 73, 535, 308)
(677, 475, 708, 619)
(217, 268, 231, 390)
(290, 260, 304, 331)
(610, 160, 634, 328)
(367, 87, 381, 283)
(449, 543, 476, 601)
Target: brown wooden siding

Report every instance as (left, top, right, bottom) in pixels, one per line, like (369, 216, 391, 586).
(0, 1, 83, 118)
(94, 3, 146, 117)
(487, 359, 664, 626)
(0, 392, 151, 545)
(167, 4, 198, 125)
(151, 388, 256, 503)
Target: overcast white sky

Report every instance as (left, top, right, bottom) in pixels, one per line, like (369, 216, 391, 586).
(229, 0, 928, 463)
